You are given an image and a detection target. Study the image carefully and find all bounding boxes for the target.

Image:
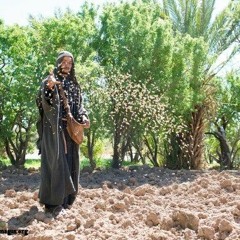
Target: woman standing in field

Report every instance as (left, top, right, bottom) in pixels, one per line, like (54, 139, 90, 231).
(36, 51, 89, 216)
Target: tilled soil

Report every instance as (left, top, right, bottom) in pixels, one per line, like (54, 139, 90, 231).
(1, 165, 240, 240)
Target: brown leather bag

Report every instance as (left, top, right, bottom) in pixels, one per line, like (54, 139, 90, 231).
(59, 84, 85, 145)
(66, 115, 85, 145)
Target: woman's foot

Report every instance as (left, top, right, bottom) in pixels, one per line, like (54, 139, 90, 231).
(62, 203, 72, 210)
(45, 205, 65, 217)
(44, 204, 58, 213)
(52, 205, 65, 217)
(62, 194, 76, 209)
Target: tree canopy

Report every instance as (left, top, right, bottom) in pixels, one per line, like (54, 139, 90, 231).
(0, 0, 239, 169)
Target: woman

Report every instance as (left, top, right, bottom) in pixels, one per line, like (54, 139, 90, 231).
(36, 51, 89, 215)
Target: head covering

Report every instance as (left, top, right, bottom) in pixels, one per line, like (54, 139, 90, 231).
(57, 51, 74, 62)
(54, 51, 75, 78)
(54, 50, 80, 87)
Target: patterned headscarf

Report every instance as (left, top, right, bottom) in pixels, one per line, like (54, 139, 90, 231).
(54, 50, 80, 87)
(57, 51, 74, 63)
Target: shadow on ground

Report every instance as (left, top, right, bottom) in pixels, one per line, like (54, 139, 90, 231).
(1, 164, 240, 194)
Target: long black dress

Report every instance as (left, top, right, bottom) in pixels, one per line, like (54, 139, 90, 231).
(36, 73, 87, 208)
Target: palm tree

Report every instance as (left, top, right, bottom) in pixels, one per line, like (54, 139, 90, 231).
(162, 0, 240, 169)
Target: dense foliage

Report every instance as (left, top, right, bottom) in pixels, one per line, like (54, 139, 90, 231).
(0, 0, 239, 169)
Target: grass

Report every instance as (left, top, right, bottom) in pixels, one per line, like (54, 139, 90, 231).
(80, 158, 112, 170)
(80, 157, 149, 170)
(0, 157, 149, 170)
(24, 159, 41, 169)
(0, 158, 11, 167)
(0, 158, 41, 169)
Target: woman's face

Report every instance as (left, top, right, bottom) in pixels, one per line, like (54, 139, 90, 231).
(60, 56, 73, 76)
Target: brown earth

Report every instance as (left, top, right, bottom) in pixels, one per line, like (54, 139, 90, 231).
(1, 165, 240, 240)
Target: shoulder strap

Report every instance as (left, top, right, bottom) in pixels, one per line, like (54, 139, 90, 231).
(58, 84, 71, 117)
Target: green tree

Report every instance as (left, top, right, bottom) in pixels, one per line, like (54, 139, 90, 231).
(30, 4, 101, 168)
(206, 73, 240, 169)
(97, 1, 174, 167)
(0, 24, 39, 166)
(0, 4, 99, 167)
(77, 56, 107, 168)
(162, 0, 240, 169)
(97, 0, 208, 168)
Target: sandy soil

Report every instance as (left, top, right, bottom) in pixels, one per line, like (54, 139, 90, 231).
(1, 165, 240, 240)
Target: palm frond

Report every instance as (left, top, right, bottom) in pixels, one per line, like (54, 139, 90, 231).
(208, 1, 240, 56)
(163, 0, 184, 32)
(196, 0, 215, 37)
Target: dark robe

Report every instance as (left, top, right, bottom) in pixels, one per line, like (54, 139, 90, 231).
(36, 75, 87, 206)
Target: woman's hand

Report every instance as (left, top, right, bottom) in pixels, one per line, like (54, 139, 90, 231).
(46, 71, 60, 90)
(84, 120, 90, 128)
(82, 115, 90, 128)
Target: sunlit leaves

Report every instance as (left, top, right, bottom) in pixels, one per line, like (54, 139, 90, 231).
(108, 74, 165, 131)
(1, 0, 239, 168)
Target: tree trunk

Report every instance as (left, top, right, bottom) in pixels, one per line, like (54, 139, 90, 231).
(165, 132, 187, 169)
(134, 141, 146, 165)
(165, 105, 205, 169)
(188, 105, 205, 169)
(87, 131, 96, 169)
(112, 116, 132, 168)
(144, 134, 159, 167)
(112, 128, 121, 168)
(206, 126, 232, 169)
(4, 117, 35, 168)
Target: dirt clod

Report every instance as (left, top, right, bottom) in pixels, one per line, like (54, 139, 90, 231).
(1, 166, 240, 239)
